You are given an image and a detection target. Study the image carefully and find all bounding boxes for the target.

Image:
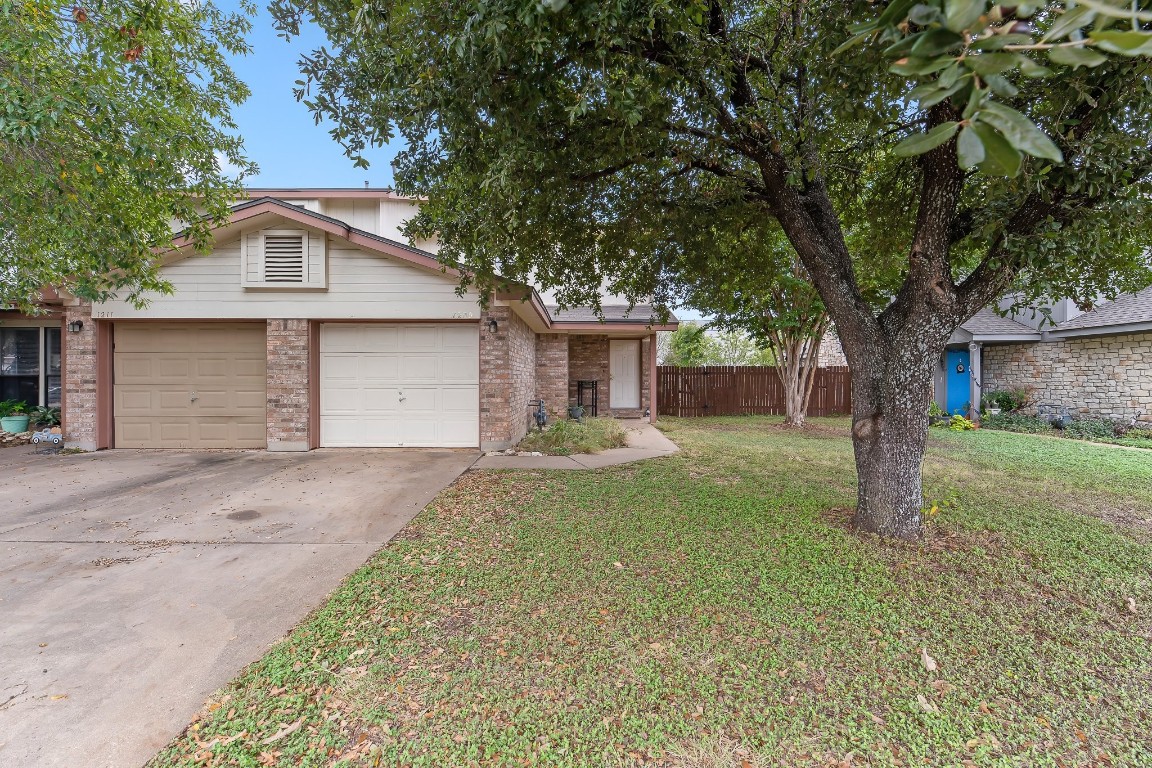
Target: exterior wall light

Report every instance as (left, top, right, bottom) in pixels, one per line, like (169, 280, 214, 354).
(488, 318, 498, 334)
(67, 320, 85, 334)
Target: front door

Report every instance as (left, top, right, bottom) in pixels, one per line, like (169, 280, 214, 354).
(609, 340, 641, 409)
(945, 348, 971, 415)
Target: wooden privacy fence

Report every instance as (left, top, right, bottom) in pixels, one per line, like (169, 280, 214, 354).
(657, 366, 852, 417)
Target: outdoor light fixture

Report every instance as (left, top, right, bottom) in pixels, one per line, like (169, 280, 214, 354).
(488, 318, 499, 334)
(67, 320, 84, 334)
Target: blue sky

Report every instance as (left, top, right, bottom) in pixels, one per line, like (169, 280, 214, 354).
(224, 5, 400, 188)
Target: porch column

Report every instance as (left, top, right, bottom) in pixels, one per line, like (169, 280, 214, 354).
(62, 303, 109, 451)
(648, 332, 658, 422)
(969, 341, 983, 423)
(534, 333, 569, 420)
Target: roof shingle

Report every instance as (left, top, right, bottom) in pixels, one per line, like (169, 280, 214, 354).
(959, 308, 1040, 337)
(1055, 286, 1152, 331)
(546, 305, 675, 324)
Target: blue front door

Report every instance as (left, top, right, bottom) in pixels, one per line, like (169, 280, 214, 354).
(945, 349, 971, 415)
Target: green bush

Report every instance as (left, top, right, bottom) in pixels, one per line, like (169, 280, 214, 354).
(517, 417, 628, 455)
(983, 388, 1031, 413)
(1063, 418, 1121, 441)
(947, 414, 976, 432)
(982, 413, 1054, 434)
(31, 406, 61, 427)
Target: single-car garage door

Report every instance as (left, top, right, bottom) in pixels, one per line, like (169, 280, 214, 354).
(320, 323, 478, 447)
(114, 323, 267, 449)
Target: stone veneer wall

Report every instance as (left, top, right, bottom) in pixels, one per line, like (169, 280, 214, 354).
(480, 306, 538, 449)
(535, 333, 569, 420)
(266, 319, 310, 451)
(62, 304, 97, 451)
(818, 333, 848, 368)
(568, 335, 651, 418)
(983, 332, 1152, 424)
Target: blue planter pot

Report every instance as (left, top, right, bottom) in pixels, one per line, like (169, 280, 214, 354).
(1, 415, 30, 434)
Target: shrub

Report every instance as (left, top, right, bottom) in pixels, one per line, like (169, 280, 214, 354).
(982, 413, 1054, 434)
(31, 406, 61, 427)
(983, 388, 1031, 413)
(517, 417, 628, 455)
(1063, 418, 1120, 441)
(947, 414, 976, 432)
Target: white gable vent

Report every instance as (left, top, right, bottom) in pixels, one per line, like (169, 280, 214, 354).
(242, 227, 327, 289)
(262, 234, 305, 282)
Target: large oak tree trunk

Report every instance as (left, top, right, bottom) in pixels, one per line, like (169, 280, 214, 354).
(844, 332, 945, 540)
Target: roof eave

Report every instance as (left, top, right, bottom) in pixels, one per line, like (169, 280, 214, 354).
(1048, 321, 1152, 339)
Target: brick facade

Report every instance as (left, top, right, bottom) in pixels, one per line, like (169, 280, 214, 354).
(62, 305, 98, 451)
(983, 332, 1152, 424)
(568, 335, 651, 418)
(60, 303, 661, 453)
(266, 319, 311, 451)
(535, 333, 569, 420)
(480, 307, 539, 449)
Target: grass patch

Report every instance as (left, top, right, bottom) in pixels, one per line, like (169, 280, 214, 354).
(516, 416, 628, 455)
(150, 417, 1152, 767)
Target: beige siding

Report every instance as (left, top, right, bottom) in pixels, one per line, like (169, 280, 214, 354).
(93, 231, 480, 320)
(323, 199, 379, 233)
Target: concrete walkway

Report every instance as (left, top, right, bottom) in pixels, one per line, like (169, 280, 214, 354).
(472, 420, 679, 470)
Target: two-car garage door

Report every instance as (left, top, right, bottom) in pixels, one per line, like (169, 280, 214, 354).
(113, 322, 479, 449)
(320, 323, 478, 447)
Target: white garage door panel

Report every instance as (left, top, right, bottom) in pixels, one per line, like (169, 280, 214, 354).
(114, 324, 267, 449)
(320, 323, 479, 448)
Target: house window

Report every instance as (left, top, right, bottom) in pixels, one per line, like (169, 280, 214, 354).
(0, 326, 61, 407)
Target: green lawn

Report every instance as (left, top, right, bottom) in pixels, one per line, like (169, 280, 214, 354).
(150, 418, 1152, 768)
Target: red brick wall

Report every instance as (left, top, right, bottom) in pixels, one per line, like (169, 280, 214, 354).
(481, 306, 538, 449)
(62, 305, 98, 451)
(266, 319, 310, 451)
(535, 333, 569, 419)
(568, 335, 651, 418)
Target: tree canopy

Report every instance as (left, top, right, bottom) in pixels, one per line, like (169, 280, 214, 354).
(272, 0, 1152, 537)
(0, 0, 256, 310)
(659, 322, 776, 366)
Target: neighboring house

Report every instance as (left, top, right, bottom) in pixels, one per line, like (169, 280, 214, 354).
(1, 189, 676, 451)
(935, 289, 1152, 424)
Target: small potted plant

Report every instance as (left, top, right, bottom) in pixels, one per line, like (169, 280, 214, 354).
(567, 403, 586, 422)
(0, 400, 31, 434)
(982, 394, 1001, 417)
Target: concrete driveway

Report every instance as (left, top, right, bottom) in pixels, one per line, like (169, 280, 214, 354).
(0, 446, 475, 768)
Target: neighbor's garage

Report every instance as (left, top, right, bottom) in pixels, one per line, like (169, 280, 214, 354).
(320, 323, 478, 447)
(113, 323, 267, 449)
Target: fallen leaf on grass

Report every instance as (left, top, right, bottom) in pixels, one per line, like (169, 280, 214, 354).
(920, 647, 938, 673)
(1125, 597, 1138, 615)
(261, 718, 303, 745)
(916, 694, 938, 714)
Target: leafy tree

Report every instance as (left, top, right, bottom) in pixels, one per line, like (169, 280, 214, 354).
(0, 0, 256, 309)
(660, 322, 715, 366)
(660, 322, 775, 366)
(272, 0, 1152, 539)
